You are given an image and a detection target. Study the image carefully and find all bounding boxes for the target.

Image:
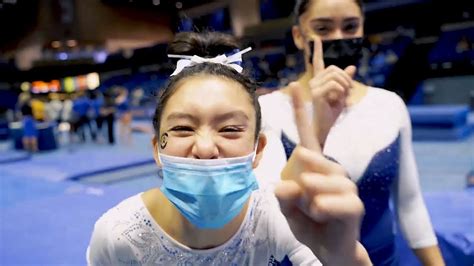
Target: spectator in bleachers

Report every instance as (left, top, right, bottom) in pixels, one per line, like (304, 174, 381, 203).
(255, 0, 445, 265)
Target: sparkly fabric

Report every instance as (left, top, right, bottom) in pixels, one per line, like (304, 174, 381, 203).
(87, 191, 320, 265)
(258, 87, 437, 266)
(358, 136, 400, 238)
(281, 132, 296, 160)
(280, 132, 401, 266)
(281, 133, 400, 229)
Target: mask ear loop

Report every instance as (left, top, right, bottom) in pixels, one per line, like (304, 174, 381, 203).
(252, 137, 259, 162)
(156, 145, 163, 166)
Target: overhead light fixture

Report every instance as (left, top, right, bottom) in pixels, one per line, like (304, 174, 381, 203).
(175, 2, 182, 9)
(66, 40, 77, 47)
(51, 41, 61, 49)
(153, 0, 160, 6)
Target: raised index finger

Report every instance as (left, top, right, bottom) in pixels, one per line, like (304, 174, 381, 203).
(289, 82, 321, 153)
(312, 36, 325, 77)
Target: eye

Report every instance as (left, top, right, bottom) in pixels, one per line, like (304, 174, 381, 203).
(220, 126, 244, 133)
(170, 126, 194, 132)
(219, 126, 245, 139)
(313, 26, 329, 35)
(344, 22, 359, 33)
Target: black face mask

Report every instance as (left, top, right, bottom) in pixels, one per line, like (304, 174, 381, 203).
(308, 38, 364, 69)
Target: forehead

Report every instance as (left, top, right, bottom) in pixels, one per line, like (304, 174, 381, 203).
(302, 0, 362, 21)
(163, 75, 253, 116)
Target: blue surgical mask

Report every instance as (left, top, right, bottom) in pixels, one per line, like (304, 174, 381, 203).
(159, 152, 258, 229)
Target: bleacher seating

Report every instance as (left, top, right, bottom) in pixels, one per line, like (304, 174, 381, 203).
(429, 26, 474, 65)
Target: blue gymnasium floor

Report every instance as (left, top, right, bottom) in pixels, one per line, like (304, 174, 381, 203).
(1, 129, 473, 265)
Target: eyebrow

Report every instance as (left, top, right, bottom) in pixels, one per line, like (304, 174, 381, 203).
(166, 112, 199, 123)
(211, 111, 249, 124)
(310, 17, 361, 24)
(166, 111, 249, 124)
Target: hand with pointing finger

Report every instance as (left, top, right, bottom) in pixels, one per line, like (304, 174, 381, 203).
(301, 37, 357, 147)
(275, 83, 371, 266)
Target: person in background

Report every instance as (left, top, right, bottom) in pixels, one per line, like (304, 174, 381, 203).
(115, 87, 132, 145)
(131, 87, 144, 107)
(31, 97, 46, 122)
(99, 89, 116, 145)
(89, 90, 104, 143)
(45, 93, 63, 124)
(72, 91, 96, 142)
(256, 0, 444, 265)
(20, 96, 38, 153)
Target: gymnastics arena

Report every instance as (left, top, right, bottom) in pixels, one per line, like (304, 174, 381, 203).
(0, 0, 472, 265)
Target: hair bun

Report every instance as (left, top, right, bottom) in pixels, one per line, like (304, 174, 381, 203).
(167, 31, 241, 58)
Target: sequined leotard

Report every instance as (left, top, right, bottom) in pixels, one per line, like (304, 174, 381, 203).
(256, 87, 438, 265)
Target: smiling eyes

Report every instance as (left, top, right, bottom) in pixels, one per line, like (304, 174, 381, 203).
(170, 126, 193, 132)
(170, 125, 245, 134)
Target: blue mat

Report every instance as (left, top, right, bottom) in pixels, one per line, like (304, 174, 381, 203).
(1, 144, 155, 182)
(409, 105, 470, 128)
(0, 183, 148, 265)
(0, 150, 30, 164)
(0, 171, 159, 265)
(0, 174, 77, 209)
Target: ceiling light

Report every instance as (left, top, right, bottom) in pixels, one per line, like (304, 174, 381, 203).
(66, 40, 77, 47)
(51, 41, 61, 49)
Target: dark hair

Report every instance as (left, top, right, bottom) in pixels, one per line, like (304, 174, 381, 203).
(153, 32, 261, 141)
(294, 0, 364, 23)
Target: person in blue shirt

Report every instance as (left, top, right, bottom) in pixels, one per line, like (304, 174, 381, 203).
(72, 91, 96, 142)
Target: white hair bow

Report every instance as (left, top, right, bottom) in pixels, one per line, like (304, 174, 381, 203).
(168, 47, 252, 76)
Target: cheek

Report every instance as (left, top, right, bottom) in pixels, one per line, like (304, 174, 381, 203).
(217, 134, 256, 157)
(160, 136, 193, 157)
